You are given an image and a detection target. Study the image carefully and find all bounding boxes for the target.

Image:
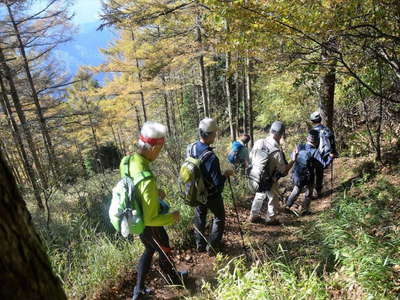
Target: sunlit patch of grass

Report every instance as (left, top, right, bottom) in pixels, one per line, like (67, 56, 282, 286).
(191, 255, 328, 300)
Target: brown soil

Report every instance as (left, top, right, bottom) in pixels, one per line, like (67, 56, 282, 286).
(93, 161, 348, 300)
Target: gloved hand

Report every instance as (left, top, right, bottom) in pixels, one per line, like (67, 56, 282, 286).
(159, 199, 170, 215)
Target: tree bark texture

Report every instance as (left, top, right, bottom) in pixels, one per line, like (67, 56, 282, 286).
(319, 40, 336, 129)
(0, 152, 67, 300)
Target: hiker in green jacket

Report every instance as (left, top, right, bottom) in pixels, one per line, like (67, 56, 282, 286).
(131, 121, 187, 300)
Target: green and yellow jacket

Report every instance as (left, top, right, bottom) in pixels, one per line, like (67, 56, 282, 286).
(121, 153, 175, 227)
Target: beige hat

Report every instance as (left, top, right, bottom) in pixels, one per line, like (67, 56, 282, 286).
(199, 118, 218, 133)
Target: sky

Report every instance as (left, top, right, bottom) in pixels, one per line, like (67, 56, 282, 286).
(69, 0, 103, 25)
(30, 0, 114, 79)
(31, 0, 103, 25)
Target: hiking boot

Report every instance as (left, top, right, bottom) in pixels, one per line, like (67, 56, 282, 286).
(196, 244, 207, 253)
(132, 287, 152, 300)
(264, 219, 281, 226)
(284, 206, 300, 216)
(248, 215, 266, 224)
(283, 205, 293, 214)
(301, 210, 312, 216)
(206, 243, 224, 255)
(170, 270, 189, 285)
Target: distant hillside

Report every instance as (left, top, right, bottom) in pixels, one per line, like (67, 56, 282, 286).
(54, 21, 115, 79)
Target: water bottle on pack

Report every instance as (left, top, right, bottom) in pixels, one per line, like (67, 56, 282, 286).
(121, 214, 130, 237)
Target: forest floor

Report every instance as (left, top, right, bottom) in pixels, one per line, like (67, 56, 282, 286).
(92, 158, 355, 300)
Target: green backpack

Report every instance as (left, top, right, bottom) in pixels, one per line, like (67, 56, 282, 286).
(179, 143, 213, 207)
(108, 155, 152, 236)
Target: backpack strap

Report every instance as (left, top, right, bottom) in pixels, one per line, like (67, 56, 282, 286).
(120, 155, 132, 177)
(133, 171, 153, 185)
(129, 171, 154, 211)
(199, 150, 213, 162)
(188, 142, 197, 158)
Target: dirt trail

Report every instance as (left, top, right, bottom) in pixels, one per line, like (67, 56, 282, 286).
(94, 162, 343, 300)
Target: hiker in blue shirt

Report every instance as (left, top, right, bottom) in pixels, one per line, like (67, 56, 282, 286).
(187, 118, 233, 253)
(227, 134, 251, 170)
(285, 129, 334, 215)
(310, 111, 338, 197)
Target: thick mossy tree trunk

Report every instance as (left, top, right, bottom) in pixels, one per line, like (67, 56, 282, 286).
(0, 153, 67, 300)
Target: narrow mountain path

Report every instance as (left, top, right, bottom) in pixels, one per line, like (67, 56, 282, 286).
(94, 159, 348, 300)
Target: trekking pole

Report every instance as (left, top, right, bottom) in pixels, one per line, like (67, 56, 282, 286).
(331, 159, 334, 202)
(227, 177, 249, 259)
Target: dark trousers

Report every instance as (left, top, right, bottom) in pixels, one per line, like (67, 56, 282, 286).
(315, 165, 324, 195)
(286, 182, 314, 210)
(194, 193, 225, 249)
(135, 226, 179, 290)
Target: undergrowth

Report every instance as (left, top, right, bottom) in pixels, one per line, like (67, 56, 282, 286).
(29, 164, 196, 298)
(191, 161, 400, 300)
(27, 137, 243, 299)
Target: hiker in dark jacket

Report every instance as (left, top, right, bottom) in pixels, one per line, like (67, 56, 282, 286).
(285, 129, 334, 215)
(310, 111, 337, 197)
(227, 134, 251, 170)
(187, 118, 234, 253)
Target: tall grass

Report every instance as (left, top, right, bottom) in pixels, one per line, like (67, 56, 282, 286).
(29, 166, 195, 299)
(189, 166, 400, 299)
(316, 177, 400, 298)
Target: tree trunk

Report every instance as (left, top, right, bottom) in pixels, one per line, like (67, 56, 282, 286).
(242, 61, 248, 134)
(82, 96, 100, 152)
(73, 139, 86, 176)
(130, 31, 148, 122)
(319, 40, 336, 129)
(6, 3, 59, 180)
(109, 121, 122, 154)
(15, 148, 29, 182)
(134, 105, 142, 132)
(0, 74, 43, 207)
(170, 89, 179, 135)
(225, 50, 235, 141)
(118, 125, 128, 154)
(161, 76, 172, 136)
(196, 14, 209, 117)
(116, 125, 125, 156)
(245, 56, 254, 147)
(178, 88, 185, 131)
(0, 151, 67, 300)
(235, 68, 241, 137)
(0, 50, 46, 207)
(0, 140, 21, 185)
(206, 66, 212, 118)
